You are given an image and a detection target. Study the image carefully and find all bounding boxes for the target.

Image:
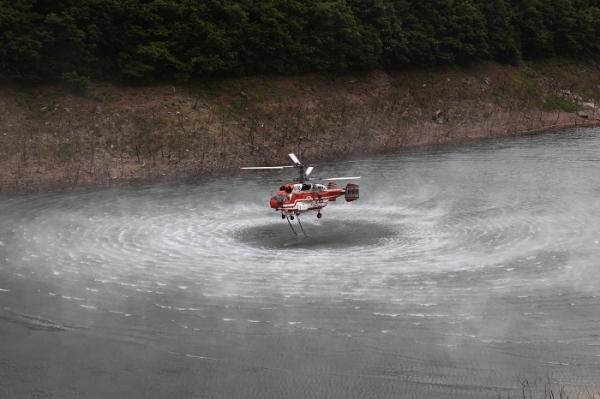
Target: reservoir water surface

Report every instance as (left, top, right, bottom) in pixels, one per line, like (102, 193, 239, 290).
(1, 128, 599, 398)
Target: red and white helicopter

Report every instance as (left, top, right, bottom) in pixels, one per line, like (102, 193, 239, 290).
(241, 153, 360, 235)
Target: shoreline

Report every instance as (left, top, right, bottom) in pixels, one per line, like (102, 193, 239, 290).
(1, 120, 598, 197)
(1, 61, 599, 196)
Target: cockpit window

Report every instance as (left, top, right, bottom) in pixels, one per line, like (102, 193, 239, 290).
(271, 194, 287, 201)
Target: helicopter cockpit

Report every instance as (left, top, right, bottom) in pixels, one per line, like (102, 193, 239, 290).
(271, 193, 291, 203)
(293, 183, 326, 192)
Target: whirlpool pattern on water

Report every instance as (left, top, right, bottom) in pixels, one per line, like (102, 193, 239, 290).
(1, 128, 599, 399)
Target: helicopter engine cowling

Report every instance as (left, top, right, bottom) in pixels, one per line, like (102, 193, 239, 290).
(344, 183, 359, 202)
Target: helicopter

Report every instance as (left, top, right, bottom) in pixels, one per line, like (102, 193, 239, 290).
(241, 153, 361, 236)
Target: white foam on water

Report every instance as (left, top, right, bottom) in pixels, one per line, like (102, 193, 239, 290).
(1, 128, 600, 397)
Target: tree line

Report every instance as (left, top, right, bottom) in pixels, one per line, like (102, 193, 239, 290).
(1, 0, 599, 84)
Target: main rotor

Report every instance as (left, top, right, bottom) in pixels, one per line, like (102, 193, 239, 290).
(288, 153, 314, 183)
(240, 153, 360, 183)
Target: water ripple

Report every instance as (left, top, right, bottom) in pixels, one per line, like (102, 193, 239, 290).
(1, 128, 599, 398)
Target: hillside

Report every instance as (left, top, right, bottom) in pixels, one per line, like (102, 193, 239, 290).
(1, 57, 599, 194)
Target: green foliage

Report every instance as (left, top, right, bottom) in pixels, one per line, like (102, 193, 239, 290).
(0, 0, 51, 81)
(1, 0, 600, 83)
(541, 92, 579, 112)
(474, 0, 520, 64)
(60, 71, 92, 91)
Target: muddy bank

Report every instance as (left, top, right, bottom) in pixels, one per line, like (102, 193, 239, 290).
(1, 61, 599, 195)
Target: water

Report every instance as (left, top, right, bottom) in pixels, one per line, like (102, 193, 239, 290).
(1, 128, 599, 398)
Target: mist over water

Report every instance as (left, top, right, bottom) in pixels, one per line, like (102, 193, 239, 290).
(1, 128, 599, 398)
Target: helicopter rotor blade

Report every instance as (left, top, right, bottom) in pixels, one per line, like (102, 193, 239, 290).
(240, 166, 295, 170)
(305, 166, 314, 176)
(288, 153, 301, 165)
(314, 176, 362, 181)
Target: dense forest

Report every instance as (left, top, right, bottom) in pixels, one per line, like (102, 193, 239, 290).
(1, 0, 600, 84)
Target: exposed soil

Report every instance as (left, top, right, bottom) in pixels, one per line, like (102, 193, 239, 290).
(1, 60, 599, 195)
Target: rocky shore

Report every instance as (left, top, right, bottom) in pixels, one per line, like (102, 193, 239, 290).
(1, 60, 599, 195)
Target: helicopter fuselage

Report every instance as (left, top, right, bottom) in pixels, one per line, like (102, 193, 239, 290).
(240, 153, 360, 225)
(270, 182, 359, 217)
